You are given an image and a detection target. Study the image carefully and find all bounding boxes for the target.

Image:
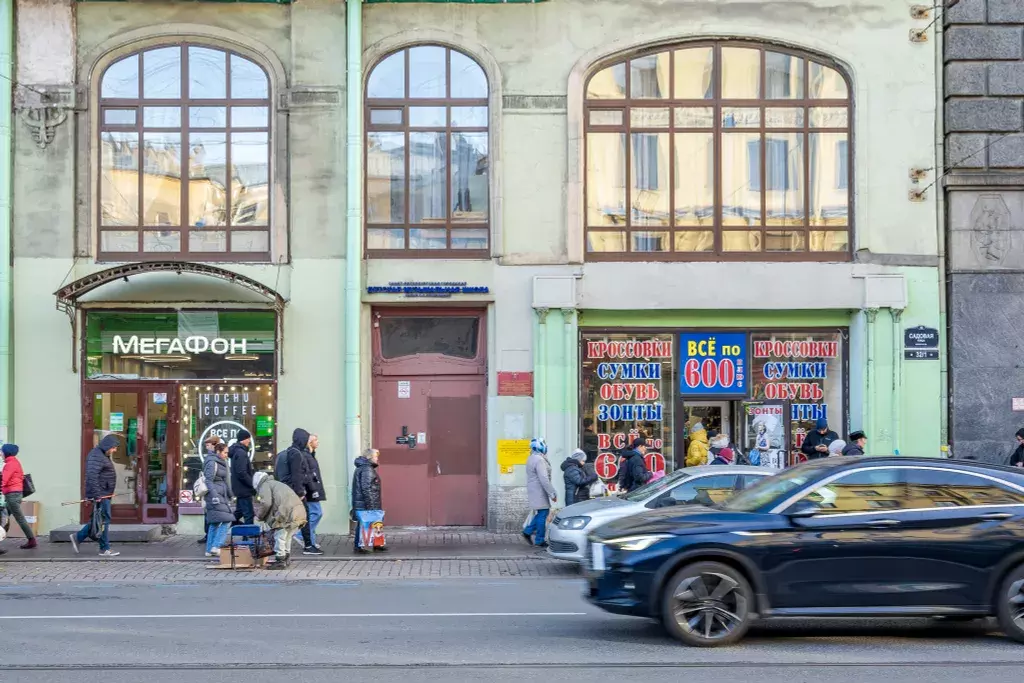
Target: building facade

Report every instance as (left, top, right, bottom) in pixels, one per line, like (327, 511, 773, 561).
(4, 0, 945, 535)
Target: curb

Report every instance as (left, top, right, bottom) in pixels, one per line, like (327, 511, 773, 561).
(0, 554, 560, 564)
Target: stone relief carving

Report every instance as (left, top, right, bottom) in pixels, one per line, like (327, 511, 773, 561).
(968, 193, 1012, 266)
(14, 84, 76, 150)
(20, 107, 68, 149)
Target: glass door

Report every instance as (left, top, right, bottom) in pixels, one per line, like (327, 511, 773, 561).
(142, 390, 178, 523)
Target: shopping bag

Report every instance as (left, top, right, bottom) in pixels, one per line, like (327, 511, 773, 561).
(355, 510, 386, 550)
(589, 480, 608, 498)
(89, 502, 106, 541)
(21, 473, 35, 498)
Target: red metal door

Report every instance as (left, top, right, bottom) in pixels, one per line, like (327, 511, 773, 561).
(374, 377, 430, 526)
(427, 378, 485, 526)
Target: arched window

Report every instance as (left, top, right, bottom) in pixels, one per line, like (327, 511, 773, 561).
(97, 43, 272, 261)
(584, 41, 851, 260)
(365, 45, 490, 257)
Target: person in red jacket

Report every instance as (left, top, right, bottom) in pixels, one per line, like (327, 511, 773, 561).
(1, 443, 36, 552)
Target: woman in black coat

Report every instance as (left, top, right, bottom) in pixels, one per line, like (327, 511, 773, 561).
(351, 448, 384, 553)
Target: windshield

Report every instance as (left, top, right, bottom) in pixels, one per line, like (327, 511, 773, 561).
(623, 470, 690, 502)
(720, 461, 832, 512)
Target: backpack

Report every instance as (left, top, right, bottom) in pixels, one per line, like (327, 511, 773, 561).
(193, 472, 209, 500)
(274, 450, 290, 482)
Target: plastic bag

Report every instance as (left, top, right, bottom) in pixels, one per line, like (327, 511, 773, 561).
(589, 480, 608, 498)
(355, 510, 386, 549)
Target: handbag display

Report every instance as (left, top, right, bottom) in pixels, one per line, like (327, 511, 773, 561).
(21, 473, 35, 498)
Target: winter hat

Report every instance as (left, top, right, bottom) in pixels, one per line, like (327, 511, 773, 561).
(572, 448, 587, 461)
(1, 443, 17, 456)
(848, 430, 866, 442)
(630, 437, 647, 449)
(828, 440, 847, 456)
(718, 448, 735, 464)
(816, 418, 829, 431)
(1016, 428, 1024, 440)
(692, 422, 705, 433)
(707, 429, 719, 439)
(235, 429, 252, 442)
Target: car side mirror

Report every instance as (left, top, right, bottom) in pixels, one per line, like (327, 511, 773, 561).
(785, 500, 822, 519)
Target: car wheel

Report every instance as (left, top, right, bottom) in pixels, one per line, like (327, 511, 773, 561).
(997, 564, 1024, 644)
(661, 561, 753, 647)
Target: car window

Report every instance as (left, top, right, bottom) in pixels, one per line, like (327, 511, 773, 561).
(721, 460, 833, 512)
(903, 468, 1024, 508)
(623, 470, 688, 502)
(739, 473, 772, 490)
(648, 474, 739, 508)
(796, 468, 903, 514)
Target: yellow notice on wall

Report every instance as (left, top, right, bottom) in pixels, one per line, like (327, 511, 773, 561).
(496, 439, 531, 469)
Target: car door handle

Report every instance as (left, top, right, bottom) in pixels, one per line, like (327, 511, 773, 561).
(979, 512, 1013, 520)
(867, 519, 901, 527)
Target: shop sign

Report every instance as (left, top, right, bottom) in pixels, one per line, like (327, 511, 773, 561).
(198, 420, 256, 460)
(366, 281, 489, 297)
(109, 412, 124, 432)
(586, 339, 671, 423)
(256, 415, 274, 438)
(904, 326, 939, 349)
(112, 335, 249, 356)
(199, 391, 257, 418)
(497, 372, 534, 397)
(679, 332, 748, 397)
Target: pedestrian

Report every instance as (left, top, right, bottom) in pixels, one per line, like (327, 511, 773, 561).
(253, 471, 307, 569)
(800, 418, 839, 460)
(710, 446, 735, 465)
(0, 444, 36, 552)
(827, 440, 847, 457)
(523, 438, 556, 548)
(198, 435, 222, 545)
(351, 447, 385, 554)
(581, 418, 599, 464)
(685, 423, 709, 467)
(275, 428, 310, 500)
(1010, 429, 1024, 467)
(618, 437, 652, 492)
(708, 431, 730, 465)
(69, 434, 120, 557)
(229, 430, 255, 525)
(561, 448, 598, 506)
(844, 430, 867, 456)
(203, 442, 234, 558)
(300, 434, 325, 555)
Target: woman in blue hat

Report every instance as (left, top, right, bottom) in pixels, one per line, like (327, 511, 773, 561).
(1, 443, 36, 552)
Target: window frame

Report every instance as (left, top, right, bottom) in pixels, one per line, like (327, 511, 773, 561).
(95, 42, 274, 263)
(583, 39, 853, 262)
(364, 45, 491, 259)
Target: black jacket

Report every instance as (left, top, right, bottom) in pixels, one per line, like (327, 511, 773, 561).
(801, 429, 839, 460)
(85, 434, 119, 500)
(616, 450, 651, 492)
(275, 428, 310, 498)
(229, 441, 256, 497)
(842, 443, 865, 456)
(582, 431, 600, 463)
(1011, 445, 1024, 467)
(351, 456, 382, 511)
(305, 450, 326, 502)
(561, 457, 598, 506)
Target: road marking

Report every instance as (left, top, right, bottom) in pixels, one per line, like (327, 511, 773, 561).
(0, 611, 587, 621)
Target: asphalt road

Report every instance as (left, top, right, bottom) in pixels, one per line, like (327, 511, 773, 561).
(2, 578, 1023, 682)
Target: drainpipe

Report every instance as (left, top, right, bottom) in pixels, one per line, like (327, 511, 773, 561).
(343, 0, 363, 466)
(891, 308, 904, 455)
(934, 11, 950, 455)
(563, 308, 577, 457)
(865, 309, 878, 456)
(534, 309, 548, 439)
(0, 0, 12, 445)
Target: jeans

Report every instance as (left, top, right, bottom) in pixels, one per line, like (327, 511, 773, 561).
(75, 498, 111, 552)
(234, 496, 254, 525)
(205, 521, 231, 554)
(5, 492, 34, 541)
(523, 508, 550, 545)
(273, 526, 298, 558)
(299, 501, 312, 548)
(305, 502, 322, 546)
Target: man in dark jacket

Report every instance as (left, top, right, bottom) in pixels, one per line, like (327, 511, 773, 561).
(843, 430, 867, 456)
(351, 448, 384, 554)
(800, 418, 839, 460)
(70, 434, 120, 557)
(298, 434, 326, 555)
(275, 428, 310, 499)
(581, 418, 600, 464)
(1010, 428, 1024, 467)
(616, 438, 652, 493)
(561, 449, 598, 506)
(230, 430, 255, 524)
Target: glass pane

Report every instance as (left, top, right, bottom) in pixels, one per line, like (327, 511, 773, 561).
(189, 47, 227, 99)
(721, 47, 760, 99)
(723, 230, 762, 252)
(367, 228, 405, 250)
(810, 107, 848, 128)
(721, 133, 762, 226)
(104, 109, 136, 125)
(674, 47, 714, 99)
(587, 63, 626, 99)
(451, 106, 487, 128)
(142, 132, 181, 226)
(188, 132, 228, 227)
(587, 133, 626, 227)
(230, 54, 268, 99)
(366, 132, 406, 225)
(370, 108, 402, 126)
(766, 108, 805, 128)
(409, 228, 446, 249)
(143, 230, 181, 252)
(809, 62, 848, 99)
(231, 107, 268, 128)
(100, 231, 138, 252)
(765, 230, 806, 252)
(809, 132, 849, 225)
(102, 54, 139, 99)
(810, 230, 849, 252)
(805, 469, 903, 513)
(143, 47, 181, 99)
(674, 107, 713, 128)
(144, 107, 181, 128)
(674, 230, 714, 252)
(409, 132, 447, 224)
(590, 110, 623, 126)
(765, 132, 805, 225)
(450, 51, 487, 98)
(189, 107, 226, 128)
(379, 317, 479, 359)
(587, 231, 626, 252)
(631, 230, 670, 252)
(630, 133, 670, 226)
(630, 108, 669, 128)
(368, 52, 405, 99)
(409, 45, 446, 99)
(231, 231, 270, 252)
(630, 53, 670, 99)
(231, 132, 269, 226)
(451, 228, 488, 250)
(409, 106, 446, 127)
(101, 131, 139, 226)
(451, 132, 488, 223)
(722, 107, 759, 128)
(766, 52, 804, 99)
(189, 230, 227, 252)
(92, 393, 140, 505)
(674, 133, 714, 226)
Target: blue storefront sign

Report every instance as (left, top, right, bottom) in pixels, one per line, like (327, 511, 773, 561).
(679, 332, 749, 397)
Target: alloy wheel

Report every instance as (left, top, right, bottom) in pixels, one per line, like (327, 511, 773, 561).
(671, 571, 747, 641)
(1007, 579, 1024, 630)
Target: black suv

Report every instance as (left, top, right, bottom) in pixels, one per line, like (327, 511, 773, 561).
(586, 457, 1024, 646)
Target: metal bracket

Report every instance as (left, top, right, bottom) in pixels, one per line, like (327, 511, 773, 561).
(910, 28, 928, 43)
(910, 5, 931, 19)
(910, 168, 929, 183)
(909, 189, 927, 202)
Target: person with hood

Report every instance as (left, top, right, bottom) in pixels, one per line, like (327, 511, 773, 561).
(203, 442, 234, 557)
(617, 437, 651, 493)
(801, 418, 839, 460)
(1, 444, 36, 552)
(686, 423, 709, 467)
(70, 434, 120, 557)
(844, 431, 867, 456)
(710, 446, 735, 466)
(275, 428, 310, 500)
(351, 447, 385, 554)
(827, 440, 847, 457)
(229, 430, 255, 525)
(253, 471, 307, 569)
(708, 431, 730, 465)
(561, 448, 598, 506)
(197, 435, 222, 546)
(1009, 429, 1024, 467)
(523, 438, 556, 547)
(581, 418, 600, 464)
(300, 433, 325, 555)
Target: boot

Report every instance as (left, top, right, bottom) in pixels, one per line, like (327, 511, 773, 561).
(20, 538, 37, 550)
(267, 555, 290, 570)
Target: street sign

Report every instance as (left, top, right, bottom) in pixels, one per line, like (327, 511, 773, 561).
(904, 326, 939, 348)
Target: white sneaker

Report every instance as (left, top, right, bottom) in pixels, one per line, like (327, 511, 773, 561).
(69, 534, 80, 554)
(98, 549, 120, 558)
(205, 551, 218, 557)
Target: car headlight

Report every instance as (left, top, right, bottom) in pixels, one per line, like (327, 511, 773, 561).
(604, 534, 673, 552)
(557, 516, 591, 530)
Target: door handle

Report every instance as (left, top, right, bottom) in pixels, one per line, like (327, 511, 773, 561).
(867, 519, 900, 527)
(979, 512, 1013, 520)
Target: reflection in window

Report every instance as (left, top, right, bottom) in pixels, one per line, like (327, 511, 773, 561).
(802, 468, 903, 514)
(365, 46, 490, 254)
(379, 317, 480, 359)
(98, 43, 271, 261)
(585, 41, 851, 259)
